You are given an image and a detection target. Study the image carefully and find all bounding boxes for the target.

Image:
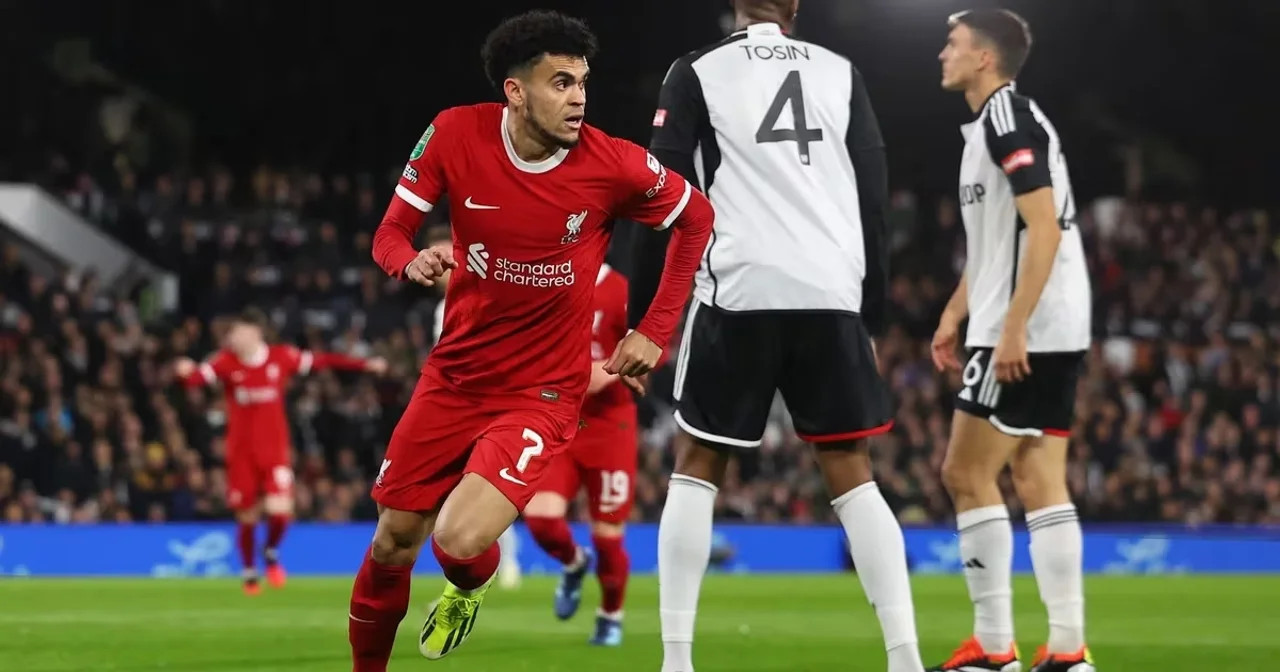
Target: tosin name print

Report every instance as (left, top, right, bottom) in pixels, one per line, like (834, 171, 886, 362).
(739, 44, 811, 61)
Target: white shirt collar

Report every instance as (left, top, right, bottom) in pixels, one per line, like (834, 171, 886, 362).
(501, 107, 569, 174)
(744, 22, 783, 37)
(238, 345, 268, 368)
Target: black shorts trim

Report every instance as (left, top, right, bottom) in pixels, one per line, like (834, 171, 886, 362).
(673, 301, 893, 447)
(954, 348, 1084, 437)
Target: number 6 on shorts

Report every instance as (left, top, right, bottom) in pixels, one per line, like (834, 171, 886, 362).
(516, 428, 544, 473)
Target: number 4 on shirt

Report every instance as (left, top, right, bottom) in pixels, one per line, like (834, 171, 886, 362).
(756, 70, 824, 165)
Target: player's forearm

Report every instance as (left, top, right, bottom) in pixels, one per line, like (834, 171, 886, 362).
(851, 145, 888, 337)
(372, 197, 425, 279)
(310, 352, 371, 372)
(634, 196, 713, 346)
(943, 272, 969, 323)
(587, 360, 618, 395)
(625, 223, 670, 330)
(179, 361, 216, 388)
(1006, 225, 1060, 328)
(1006, 189, 1062, 328)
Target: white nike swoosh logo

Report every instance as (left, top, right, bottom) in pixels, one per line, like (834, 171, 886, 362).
(498, 468, 528, 487)
(464, 197, 499, 210)
(349, 613, 375, 623)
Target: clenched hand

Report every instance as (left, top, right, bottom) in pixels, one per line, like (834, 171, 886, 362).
(603, 331, 662, 396)
(405, 245, 456, 286)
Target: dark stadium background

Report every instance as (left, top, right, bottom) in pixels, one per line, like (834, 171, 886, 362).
(2, 0, 1276, 204)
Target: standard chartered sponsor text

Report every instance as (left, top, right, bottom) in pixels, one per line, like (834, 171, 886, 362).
(494, 258, 575, 287)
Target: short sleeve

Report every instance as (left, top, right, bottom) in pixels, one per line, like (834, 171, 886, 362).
(201, 351, 234, 385)
(983, 92, 1051, 196)
(276, 345, 309, 376)
(394, 108, 457, 212)
(612, 139, 694, 231)
(649, 56, 705, 156)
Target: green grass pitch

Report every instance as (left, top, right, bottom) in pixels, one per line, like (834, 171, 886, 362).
(2, 574, 1277, 670)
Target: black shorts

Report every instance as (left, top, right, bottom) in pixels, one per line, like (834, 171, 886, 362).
(954, 348, 1085, 437)
(672, 301, 893, 448)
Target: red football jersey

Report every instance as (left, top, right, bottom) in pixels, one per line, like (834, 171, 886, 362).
(374, 103, 704, 406)
(187, 345, 366, 463)
(582, 264, 636, 425)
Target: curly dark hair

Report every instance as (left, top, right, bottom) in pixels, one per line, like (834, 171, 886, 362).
(480, 10, 599, 92)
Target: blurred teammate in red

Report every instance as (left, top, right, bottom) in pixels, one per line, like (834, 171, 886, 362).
(174, 308, 387, 595)
(523, 262, 637, 646)
(348, 10, 713, 669)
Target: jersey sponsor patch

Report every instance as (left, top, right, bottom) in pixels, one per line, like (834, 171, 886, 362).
(652, 109, 667, 127)
(1001, 148, 1035, 174)
(409, 125, 435, 160)
(643, 152, 668, 199)
(402, 164, 419, 183)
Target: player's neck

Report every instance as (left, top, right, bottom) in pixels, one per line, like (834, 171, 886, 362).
(734, 13, 792, 33)
(235, 344, 268, 367)
(504, 107, 558, 163)
(965, 76, 1012, 114)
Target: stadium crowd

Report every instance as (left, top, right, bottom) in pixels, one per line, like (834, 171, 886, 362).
(2, 162, 1278, 527)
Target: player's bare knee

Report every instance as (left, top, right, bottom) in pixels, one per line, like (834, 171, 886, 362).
(235, 509, 260, 525)
(431, 522, 493, 560)
(941, 439, 1005, 502)
(672, 432, 728, 485)
(813, 442, 874, 494)
(263, 495, 292, 516)
(590, 520, 624, 539)
(1011, 440, 1070, 509)
(371, 509, 429, 565)
(940, 450, 981, 499)
(524, 492, 568, 519)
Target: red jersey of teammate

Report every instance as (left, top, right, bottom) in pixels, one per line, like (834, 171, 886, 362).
(538, 263, 640, 524)
(374, 103, 707, 409)
(183, 345, 368, 507)
(583, 263, 635, 428)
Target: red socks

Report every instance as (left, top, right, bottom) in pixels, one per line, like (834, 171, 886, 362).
(349, 548, 414, 672)
(237, 523, 256, 574)
(593, 534, 629, 615)
(265, 514, 289, 561)
(527, 517, 630, 614)
(431, 537, 500, 590)
(526, 516, 578, 565)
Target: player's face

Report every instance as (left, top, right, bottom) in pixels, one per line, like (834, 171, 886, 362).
(225, 322, 264, 355)
(521, 54, 589, 148)
(939, 24, 982, 91)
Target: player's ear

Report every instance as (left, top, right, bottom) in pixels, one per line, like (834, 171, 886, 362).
(978, 46, 997, 74)
(503, 78, 524, 107)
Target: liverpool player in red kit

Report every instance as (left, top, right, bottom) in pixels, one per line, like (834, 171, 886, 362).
(523, 263, 637, 646)
(174, 308, 387, 595)
(348, 10, 713, 669)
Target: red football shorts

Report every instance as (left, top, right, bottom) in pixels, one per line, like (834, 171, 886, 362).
(226, 457, 293, 511)
(537, 416, 638, 524)
(373, 371, 580, 512)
